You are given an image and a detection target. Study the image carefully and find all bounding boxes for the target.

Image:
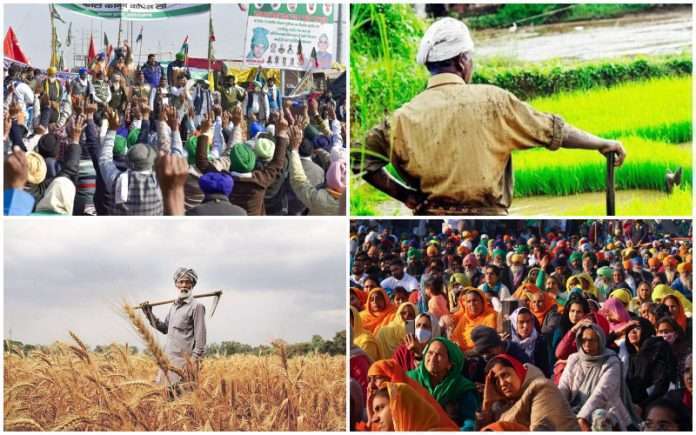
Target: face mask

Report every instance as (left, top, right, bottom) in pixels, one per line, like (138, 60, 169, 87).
(660, 332, 677, 344)
(415, 327, 432, 343)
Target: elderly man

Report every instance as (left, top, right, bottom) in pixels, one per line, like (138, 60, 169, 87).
(355, 17, 626, 215)
(142, 267, 207, 387)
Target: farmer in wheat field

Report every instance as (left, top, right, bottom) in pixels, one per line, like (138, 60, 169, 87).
(142, 267, 207, 386)
(353, 17, 627, 216)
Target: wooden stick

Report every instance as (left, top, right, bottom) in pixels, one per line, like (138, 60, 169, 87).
(606, 152, 616, 216)
(136, 290, 222, 309)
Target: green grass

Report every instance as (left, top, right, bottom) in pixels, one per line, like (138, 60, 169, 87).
(529, 76, 692, 140)
(350, 182, 387, 216)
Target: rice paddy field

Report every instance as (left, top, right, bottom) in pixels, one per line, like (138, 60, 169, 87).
(350, 5, 693, 216)
(4, 311, 345, 431)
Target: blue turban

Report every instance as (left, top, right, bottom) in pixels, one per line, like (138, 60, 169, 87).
(199, 172, 234, 197)
(251, 27, 270, 50)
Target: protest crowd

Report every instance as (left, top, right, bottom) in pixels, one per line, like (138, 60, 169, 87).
(3, 43, 346, 216)
(349, 220, 692, 431)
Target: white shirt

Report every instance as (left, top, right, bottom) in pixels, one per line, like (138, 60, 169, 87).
(380, 273, 420, 292)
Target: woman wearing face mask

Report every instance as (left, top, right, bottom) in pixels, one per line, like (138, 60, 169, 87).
(655, 317, 690, 389)
(360, 288, 398, 335)
(393, 313, 441, 372)
(407, 337, 479, 430)
(365, 359, 458, 430)
(558, 324, 639, 431)
(477, 354, 579, 430)
(375, 303, 418, 361)
(621, 318, 676, 414)
(369, 382, 456, 431)
(509, 307, 551, 377)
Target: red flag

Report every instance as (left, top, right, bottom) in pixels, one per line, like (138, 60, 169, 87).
(87, 33, 96, 64)
(4, 26, 30, 64)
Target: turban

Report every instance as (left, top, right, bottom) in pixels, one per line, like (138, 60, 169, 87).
(426, 245, 438, 257)
(173, 267, 198, 287)
(113, 135, 127, 156)
(609, 288, 632, 306)
(407, 247, 421, 260)
(597, 266, 613, 280)
(25, 151, 47, 185)
(510, 254, 524, 265)
(35, 177, 75, 215)
(251, 27, 270, 50)
(474, 245, 488, 256)
(254, 138, 275, 162)
(176, 52, 185, 61)
(326, 159, 346, 192)
(127, 143, 156, 171)
(185, 136, 199, 165)
(127, 128, 141, 147)
(249, 121, 265, 138)
(677, 262, 692, 273)
(493, 248, 506, 258)
(569, 251, 582, 263)
(647, 257, 660, 267)
(416, 17, 474, 65)
(199, 172, 234, 197)
(229, 143, 256, 173)
(515, 245, 529, 254)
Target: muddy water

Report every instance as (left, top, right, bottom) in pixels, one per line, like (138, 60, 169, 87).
(474, 8, 692, 62)
(372, 190, 679, 217)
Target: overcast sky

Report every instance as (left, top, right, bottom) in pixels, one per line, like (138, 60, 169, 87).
(4, 3, 347, 69)
(5, 219, 346, 349)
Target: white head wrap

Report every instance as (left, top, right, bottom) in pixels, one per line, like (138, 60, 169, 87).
(173, 267, 198, 288)
(416, 17, 474, 65)
(36, 177, 76, 215)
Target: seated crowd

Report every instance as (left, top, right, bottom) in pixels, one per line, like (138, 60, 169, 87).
(350, 220, 692, 431)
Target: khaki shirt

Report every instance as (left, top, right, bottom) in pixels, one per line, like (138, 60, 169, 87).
(359, 73, 565, 211)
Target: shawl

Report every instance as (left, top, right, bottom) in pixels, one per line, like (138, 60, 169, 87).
(375, 302, 418, 359)
(351, 306, 381, 361)
(451, 288, 497, 351)
(359, 288, 398, 335)
(509, 308, 540, 359)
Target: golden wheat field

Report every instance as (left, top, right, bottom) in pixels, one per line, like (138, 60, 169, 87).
(4, 307, 346, 431)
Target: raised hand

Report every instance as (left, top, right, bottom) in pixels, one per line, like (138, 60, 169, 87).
(199, 113, 212, 135)
(4, 146, 28, 190)
(105, 108, 120, 130)
(71, 114, 87, 143)
(288, 125, 303, 151)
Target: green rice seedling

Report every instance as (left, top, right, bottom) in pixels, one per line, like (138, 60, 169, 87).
(560, 186, 692, 216)
(513, 137, 691, 197)
(529, 77, 692, 140)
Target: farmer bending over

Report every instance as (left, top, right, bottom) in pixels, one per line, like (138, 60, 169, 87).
(353, 17, 626, 216)
(142, 267, 207, 390)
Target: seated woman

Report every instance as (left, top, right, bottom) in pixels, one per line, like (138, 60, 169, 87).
(366, 359, 458, 430)
(664, 354, 692, 412)
(655, 316, 691, 390)
(375, 302, 418, 360)
(392, 312, 440, 372)
(652, 284, 692, 313)
(370, 382, 456, 431)
(558, 324, 638, 431)
(566, 273, 600, 302)
(621, 318, 676, 415)
(407, 337, 479, 430)
(628, 281, 652, 314)
(509, 307, 551, 377)
(553, 294, 610, 366)
(477, 354, 579, 430)
(662, 294, 691, 341)
(450, 288, 497, 352)
(360, 288, 397, 335)
(351, 306, 380, 362)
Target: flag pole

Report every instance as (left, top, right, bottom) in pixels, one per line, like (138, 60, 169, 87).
(49, 5, 57, 68)
(208, 5, 212, 81)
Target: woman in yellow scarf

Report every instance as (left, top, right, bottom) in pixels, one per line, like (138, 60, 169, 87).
(652, 284, 692, 313)
(566, 273, 599, 300)
(451, 288, 498, 352)
(351, 306, 381, 362)
(360, 288, 398, 335)
(375, 303, 418, 360)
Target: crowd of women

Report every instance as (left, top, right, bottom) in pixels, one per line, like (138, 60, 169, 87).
(3, 47, 346, 216)
(350, 220, 692, 431)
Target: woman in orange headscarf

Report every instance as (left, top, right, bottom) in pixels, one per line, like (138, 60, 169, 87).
(370, 382, 456, 431)
(529, 291, 557, 329)
(663, 294, 689, 332)
(451, 288, 498, 352)
(367, 359, 458, 430)
(360, 288, 398, 335)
